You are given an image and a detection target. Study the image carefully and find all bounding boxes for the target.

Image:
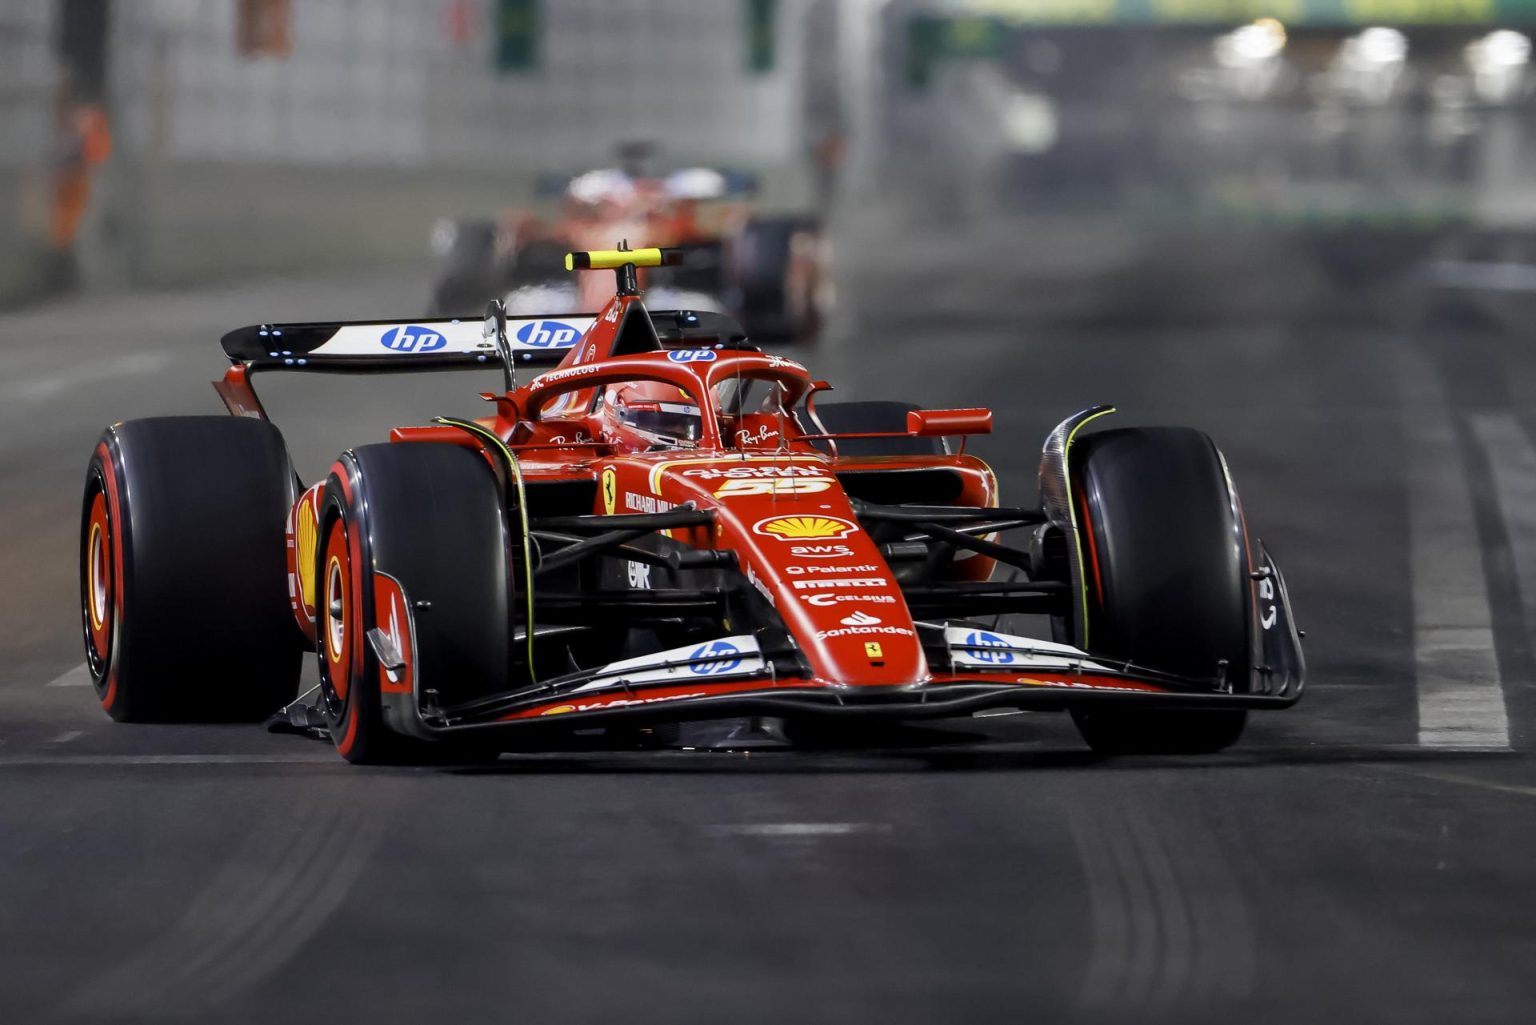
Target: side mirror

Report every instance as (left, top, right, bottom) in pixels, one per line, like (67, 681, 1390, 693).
(907, 408, 992, 437)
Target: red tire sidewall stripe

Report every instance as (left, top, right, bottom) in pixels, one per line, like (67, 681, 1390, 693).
(322, 518, 353, 704)
(324, 461, 370, 759)
(85, 491, 112, 663)
(93, 441, 127, 712)
(1075, 485, 1105, 609)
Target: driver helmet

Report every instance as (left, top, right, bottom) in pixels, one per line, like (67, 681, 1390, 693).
(605, 380, 702, 444)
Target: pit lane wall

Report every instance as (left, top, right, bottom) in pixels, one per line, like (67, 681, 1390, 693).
(0, 1, 56, 303)
(0, 0, 817, 304)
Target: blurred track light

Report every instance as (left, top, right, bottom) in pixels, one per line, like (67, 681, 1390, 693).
(1343, 27, 1408, 67)
(1465, 30, 1530, 103)
(1214, 18, 1287, 68)
(1467, 29, 1530, 70)
(1001, 91, 1057, 153)
(1326, 27, 1407, 103)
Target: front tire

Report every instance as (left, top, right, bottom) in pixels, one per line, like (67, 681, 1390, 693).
(317, 443, 515, 764)
(1066, 427, 1252, 755)
(81, 417, 304, 722)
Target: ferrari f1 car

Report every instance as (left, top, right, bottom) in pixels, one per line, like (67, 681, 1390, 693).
(80, 246, 1302, 763)
(430, 154, 829, 342)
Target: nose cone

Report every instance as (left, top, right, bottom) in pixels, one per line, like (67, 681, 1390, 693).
(663, 465, 929, 687)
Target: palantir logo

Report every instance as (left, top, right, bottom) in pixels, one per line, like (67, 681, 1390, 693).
(964, 631, 1014, 665)
(380, 325, 447, 353)
(689, 640, 742, 675)
(515, 320, 583, 348)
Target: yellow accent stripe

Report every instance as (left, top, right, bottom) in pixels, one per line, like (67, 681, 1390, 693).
(646, 454, 828, 495)
(1062, 407, 1117, 649)
(433, 418, 538, 677)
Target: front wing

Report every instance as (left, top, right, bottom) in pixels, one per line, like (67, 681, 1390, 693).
(391, 540, 1304, 741)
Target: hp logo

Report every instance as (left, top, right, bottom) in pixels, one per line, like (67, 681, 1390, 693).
(380, 325, 447, 353)
(667, 349, 717, 363)
(964, 631, 1014, 665)
(689, 640, 743, 676)
(515, 320, 583, 348)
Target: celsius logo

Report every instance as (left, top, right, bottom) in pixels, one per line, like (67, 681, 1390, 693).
(380, 325, 447, 353)
(515, 320, 582, 348)
(964, 631, 1014, 664)
(689, 640, 742, 675)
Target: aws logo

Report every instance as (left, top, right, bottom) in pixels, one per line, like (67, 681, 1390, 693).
(752, 515, 858, 541)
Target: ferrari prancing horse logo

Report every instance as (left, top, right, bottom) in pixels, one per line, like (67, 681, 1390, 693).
(601, 468, 617, 515)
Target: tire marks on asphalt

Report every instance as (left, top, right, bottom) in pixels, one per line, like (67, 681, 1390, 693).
(59, 793, 387, 1018)
(1070, 794, 1253, 1018)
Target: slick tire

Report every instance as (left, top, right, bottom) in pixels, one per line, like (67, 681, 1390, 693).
(809, 401, 945, 458)
(317, 443, 513, 765)
(81, 417, 304, 722)
(1066, 427, 1251, 755)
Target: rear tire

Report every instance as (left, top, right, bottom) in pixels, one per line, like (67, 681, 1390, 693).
(728, 217, 827, 343)
(317, 442, 515, 764)
(81, 417, 304, 722)
(1066, 427, 1252, 755)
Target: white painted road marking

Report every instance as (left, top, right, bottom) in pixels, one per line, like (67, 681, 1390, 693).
(1472, 411, 1536, 641)
(707, 823, 890, 837)
(45, 664, 92, 688)
(0, 754, 337, 767)
(50, 730, 83, 744)
(1399, 352, 1510, 749)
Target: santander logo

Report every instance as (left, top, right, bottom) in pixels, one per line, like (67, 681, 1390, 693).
(840, 610, 882, 626)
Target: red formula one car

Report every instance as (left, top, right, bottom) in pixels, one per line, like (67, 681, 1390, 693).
(80, 247, 1303, 763)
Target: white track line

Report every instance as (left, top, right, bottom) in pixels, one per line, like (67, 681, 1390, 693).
(0, 754, 337, 767)
(44, 663, 92, 688)
(1472, 411, 1536, 645)
(706, 823, 890, 837)
(1400, 353, 1510, 749)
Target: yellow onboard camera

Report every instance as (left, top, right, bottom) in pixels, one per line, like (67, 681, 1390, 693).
(564, 247, 684, 271)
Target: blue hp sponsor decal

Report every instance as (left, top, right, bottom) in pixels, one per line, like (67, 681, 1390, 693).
(667, 349, 717, 363)
(380, 325, 447, 353)
(689, 640, 742, 675)
(515, 320, 583, 348)
(964, 631, 1014, 665)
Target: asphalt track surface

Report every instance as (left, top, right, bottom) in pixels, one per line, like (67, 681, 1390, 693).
(4, 208, 1536, 1024)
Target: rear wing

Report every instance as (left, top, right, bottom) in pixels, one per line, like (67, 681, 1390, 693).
(214, 308, 750, 421)
(220, 315, 598, 373)
(219, 309, 748, 373)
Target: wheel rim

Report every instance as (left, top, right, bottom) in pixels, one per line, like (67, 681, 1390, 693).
(83, 488, 113, 673)
(320, 518, 352, 706)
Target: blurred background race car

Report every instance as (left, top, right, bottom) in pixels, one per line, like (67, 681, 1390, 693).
(429, 142, 832, 342)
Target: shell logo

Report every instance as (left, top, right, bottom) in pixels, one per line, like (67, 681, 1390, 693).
(294, 496, 319, 610)
(752, 515, 858, 541)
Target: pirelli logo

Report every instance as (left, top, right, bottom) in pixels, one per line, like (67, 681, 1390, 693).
(791, 578, 887, 590)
